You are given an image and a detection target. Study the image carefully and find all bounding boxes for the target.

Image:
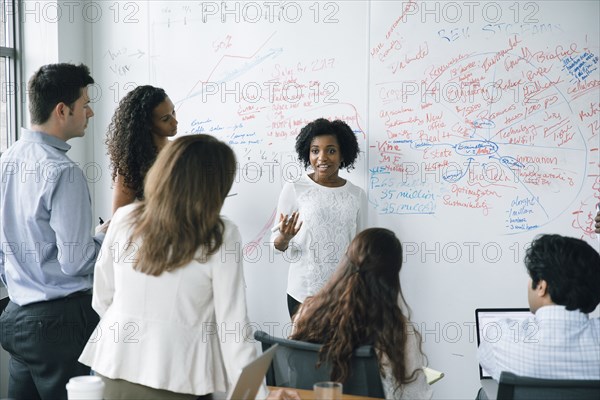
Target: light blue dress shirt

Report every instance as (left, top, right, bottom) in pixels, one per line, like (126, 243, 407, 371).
(0, 129, 104, 306)
(478, 305, 600, 380)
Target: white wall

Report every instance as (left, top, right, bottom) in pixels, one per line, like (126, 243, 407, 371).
(20, 1, 92, 161)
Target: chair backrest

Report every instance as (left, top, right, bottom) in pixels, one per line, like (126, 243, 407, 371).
(0, 296, 9, 314)
(254, 330, 385, 399)
(496, 371, 600, 400)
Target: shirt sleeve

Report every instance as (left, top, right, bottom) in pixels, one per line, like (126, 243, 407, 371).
(398, 325, 433, 400)
(49, 163, 103, 276)
(213, 222, 268, 398)
(477, 338, 501, 381)
(91, 209, 123, 317)
(269, 181, 299, 245)
(356, 187, 368, 233)
(0, 246, 5, 287)
(0, 158, 5, 287)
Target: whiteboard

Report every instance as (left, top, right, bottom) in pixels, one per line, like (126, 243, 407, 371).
(368, 1, 599, 397)
(90, 1, 599, 398)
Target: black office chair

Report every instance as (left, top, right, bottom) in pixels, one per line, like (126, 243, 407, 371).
(496, 371, 600, 400)
(254, 330, 385, 398)
(0, 296, 9, 315)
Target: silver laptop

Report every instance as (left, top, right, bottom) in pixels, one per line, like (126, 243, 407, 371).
(227, 344, 279, 400)
(475, 308, 533, 379)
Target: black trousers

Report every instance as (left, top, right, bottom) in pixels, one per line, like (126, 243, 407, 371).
(0, 293, 99, 400)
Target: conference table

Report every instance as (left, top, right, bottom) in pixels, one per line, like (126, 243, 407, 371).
(268, 386, 381, 400)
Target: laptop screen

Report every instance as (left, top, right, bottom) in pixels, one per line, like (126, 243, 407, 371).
(227, 344, 278, 400)
(475, 308, 533, 379)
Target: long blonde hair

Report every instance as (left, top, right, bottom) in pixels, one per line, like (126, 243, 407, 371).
(128, 134, 236, 275)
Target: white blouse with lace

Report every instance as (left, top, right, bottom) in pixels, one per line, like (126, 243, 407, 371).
(271, 174, 367, 303)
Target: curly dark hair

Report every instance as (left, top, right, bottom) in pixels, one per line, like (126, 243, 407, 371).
(106, 85, 168, 199)
(291, 228, 423, 389)
(525, 234, 600, 313)
(295, 118, 359, 171)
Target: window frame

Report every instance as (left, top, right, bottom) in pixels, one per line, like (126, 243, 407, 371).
(1, 0, 21, 152)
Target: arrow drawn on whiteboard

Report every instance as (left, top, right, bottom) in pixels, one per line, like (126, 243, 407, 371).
(175, 31, 279, 108)
(178, 47, 282, 104)
(128, 49, 146, 59)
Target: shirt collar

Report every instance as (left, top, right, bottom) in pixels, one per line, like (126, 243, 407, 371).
(535, 305, 590, 322)
(20, 128, 71, 152)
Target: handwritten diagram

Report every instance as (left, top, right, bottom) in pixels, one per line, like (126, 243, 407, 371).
(370, 1, 599, 237)
(99, 1, 598, 240)
(146, 1, 369, 243)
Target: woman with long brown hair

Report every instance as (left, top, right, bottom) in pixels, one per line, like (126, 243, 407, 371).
(291, 228, 432, 399)
(79, 135, 279, 399)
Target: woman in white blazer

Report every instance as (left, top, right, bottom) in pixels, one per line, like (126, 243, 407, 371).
(80, 135, 278, 399)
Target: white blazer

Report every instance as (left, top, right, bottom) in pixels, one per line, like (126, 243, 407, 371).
(79, 204, 264, 396)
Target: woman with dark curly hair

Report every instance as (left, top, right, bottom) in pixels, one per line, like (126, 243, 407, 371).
(106, 85, 178, 213)
(291, 228, 432, 400)
(270, 118, 367, 317)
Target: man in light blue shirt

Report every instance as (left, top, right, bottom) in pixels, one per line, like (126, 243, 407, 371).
(0, 63, 104, 400)
(476, 234, 600, 398)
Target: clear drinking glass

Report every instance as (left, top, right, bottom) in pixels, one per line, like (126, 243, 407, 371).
(313, 381, 343, 400)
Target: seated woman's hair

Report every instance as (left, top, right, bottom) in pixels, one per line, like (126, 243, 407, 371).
(128, 134, 237, 276)
(291, 228, 422, 386)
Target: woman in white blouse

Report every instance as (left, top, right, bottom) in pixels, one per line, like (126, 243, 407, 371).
(79, 135, 271, 399)
(271, 118, 367, 317)
(291, 228, 433, 400)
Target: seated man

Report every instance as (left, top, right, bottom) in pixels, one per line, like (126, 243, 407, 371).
(478, 234, 600, 381)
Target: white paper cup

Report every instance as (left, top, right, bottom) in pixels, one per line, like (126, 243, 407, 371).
(66, 376, 105, 400)
(313, 381, 342, 400)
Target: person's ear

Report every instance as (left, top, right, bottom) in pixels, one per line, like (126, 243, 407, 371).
(536, 279, 548, 297)
(55, 102, 68, 120)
